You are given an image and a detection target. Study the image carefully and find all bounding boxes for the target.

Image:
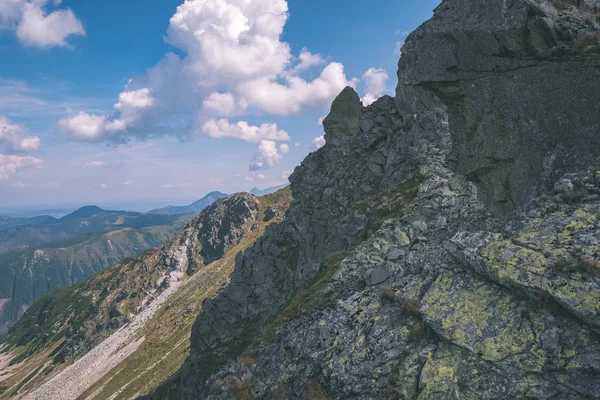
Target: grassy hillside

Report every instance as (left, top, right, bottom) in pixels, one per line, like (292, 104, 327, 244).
(0, 189, 291, 399)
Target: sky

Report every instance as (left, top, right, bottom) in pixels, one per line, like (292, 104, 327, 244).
(0, 0, 440, 210)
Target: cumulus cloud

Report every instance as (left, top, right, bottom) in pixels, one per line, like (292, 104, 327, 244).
(0, 154, 43, 180)
(0, 0, 85, 48)
(201, 119, 289, 143)
(249, 140, 289, 170)
(0, 116, 41, 152)
(99, 183, 108, 189)
(59, 0, 357, 142)
(311, 135, 325, 150)
(361, 68, 389, 106)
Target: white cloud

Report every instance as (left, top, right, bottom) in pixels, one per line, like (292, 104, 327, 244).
(0, 116, 41, 152)
(202, 92, 246, 117)
(249, 140, 289, 170)
(256, 174, 265, 180)
(123, 180, 134, 186)
(238, 62, 357, 116)
(58, 112, 110, 141)
(13, 181, 26, 187)
(311, 135, 325, 150)
(99, 183, 108, 189)
(0, 0, 85, 48)
(317, 115, 326, 127)
(201, 119, 289, 143)
(290, 48, 325, 74)
(59, 0, 357, 142)
(84, 161, 106, 167)
(361, 68, 389, 106)
(0, 154, 43, 180)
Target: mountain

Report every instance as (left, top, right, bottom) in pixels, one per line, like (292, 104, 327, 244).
(3, 1, 600, 399)
(0, 215, 58, 232)
(58, 206, 104, 221)
(249, 184, 287, 196)
(0, 208, 183, 251)
(147, 191, 229, 215)
(0, 213, 192, 336)
(0, 189, 291, 399)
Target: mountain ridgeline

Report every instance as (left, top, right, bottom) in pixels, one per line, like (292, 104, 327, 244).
(147, 192, 228, 216)
(2, 0, 600, 399)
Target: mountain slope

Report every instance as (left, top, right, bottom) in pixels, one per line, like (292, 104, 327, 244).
(147, 191, 228, 215)
(0, 215, 192, 335)
(0, 189, 291, 399)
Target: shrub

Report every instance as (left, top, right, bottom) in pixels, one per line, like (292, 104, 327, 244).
(304, 381, 327, 400)
(379, 286, 396, 303)
(238, 356, 256, 368)
(572, 32, 598, 54)
(580, 254, 600, 276)
(401, 298, 421, 317)
(552, 0, 571, 9)
(233, 378, 254, 400)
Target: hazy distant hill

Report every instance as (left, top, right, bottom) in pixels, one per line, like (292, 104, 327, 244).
(0, 206, 183, 251)
(249, 184, 288, 196)
(147, 191, 228, 215)
(0, 215, 58, 232)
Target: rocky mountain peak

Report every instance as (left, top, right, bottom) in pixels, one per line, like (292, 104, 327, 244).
(323, 86, 363, 146)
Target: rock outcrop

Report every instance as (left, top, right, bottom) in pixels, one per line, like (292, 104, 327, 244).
(397, 0, 600, 212)
(323, 86, 363, 146)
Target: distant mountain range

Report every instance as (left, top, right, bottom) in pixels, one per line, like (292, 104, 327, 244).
(0, 206, 184, 251)
(147, 185, 288, 215)
(147, 191, 229, 215)
(249, 184, 288, 196)
(0, 215, 58, 232)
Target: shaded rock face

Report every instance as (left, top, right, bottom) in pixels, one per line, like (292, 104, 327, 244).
(323, 86, 363, 146)
(397, 0, 600, 212)
(150, 1, 600, 399)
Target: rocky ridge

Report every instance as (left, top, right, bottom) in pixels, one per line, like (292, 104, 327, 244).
(150, 0, 600, 399)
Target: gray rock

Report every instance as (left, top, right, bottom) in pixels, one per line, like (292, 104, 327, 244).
(397, 0, 600, 213)
(323, 87, 363, 146)
(365, 264, 391, 286)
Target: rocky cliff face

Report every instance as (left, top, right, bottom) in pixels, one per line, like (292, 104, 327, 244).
(397, 0, 600, 212)
(150, 0, 600, 398)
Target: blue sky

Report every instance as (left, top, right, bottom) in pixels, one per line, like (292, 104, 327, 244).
(0, 0, 439, 210)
